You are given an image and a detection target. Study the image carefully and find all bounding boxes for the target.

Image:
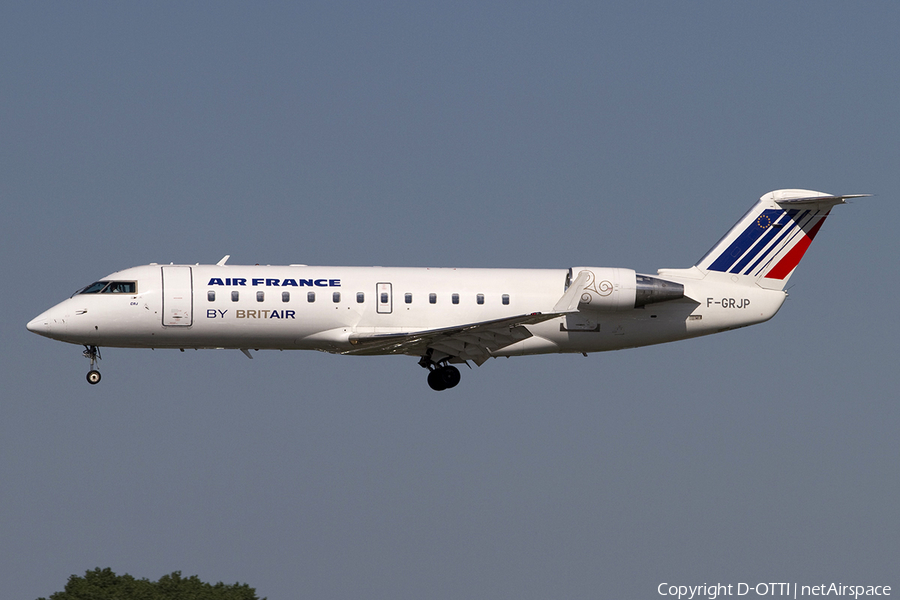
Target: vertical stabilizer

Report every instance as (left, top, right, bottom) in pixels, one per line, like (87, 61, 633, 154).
(694, 189, 865, 290)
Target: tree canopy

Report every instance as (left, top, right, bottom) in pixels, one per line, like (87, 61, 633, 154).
(38, 568, 264, 600)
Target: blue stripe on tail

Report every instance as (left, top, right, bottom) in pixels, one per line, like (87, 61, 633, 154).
(706, 209, 784, 273)
(730, 210, 806, 275)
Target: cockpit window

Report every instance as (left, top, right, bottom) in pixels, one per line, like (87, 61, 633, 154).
(105, 281, 136, 293)
(78, 281, 136, 294)
(79, 281, 110, 294)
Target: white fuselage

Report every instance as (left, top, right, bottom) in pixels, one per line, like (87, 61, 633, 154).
(26, 190, 859, 389)
(28, 263, 787, 358)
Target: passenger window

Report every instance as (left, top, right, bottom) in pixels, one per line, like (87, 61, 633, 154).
(308, 291, 316, 302)
(208, 291, 216, 302)
(357, 292, 365, 303)
(282, 291, 290, 302)
(502, 294, 509, 305)
(333, 292, 341, 303)
(231, 291, 239, 302)
(477, 294, 484, 305)
(452, 293, 459, 305)
(257, 291, 265, 302)
(429, 293, 437, 304)
(405, 293, 412, 304)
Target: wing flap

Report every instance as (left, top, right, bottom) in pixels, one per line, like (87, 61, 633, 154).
(343, 311, 563, 360)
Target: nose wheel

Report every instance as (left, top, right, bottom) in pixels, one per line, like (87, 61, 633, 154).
(83, 345, 102, 385)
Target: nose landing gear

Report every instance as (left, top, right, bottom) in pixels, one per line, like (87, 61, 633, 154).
(83, 345, 101, 385)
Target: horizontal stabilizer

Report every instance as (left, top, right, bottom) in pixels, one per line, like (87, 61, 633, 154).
(774, 193, 871, 206)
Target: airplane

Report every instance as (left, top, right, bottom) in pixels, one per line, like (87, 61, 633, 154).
(27, 189, 866, 391)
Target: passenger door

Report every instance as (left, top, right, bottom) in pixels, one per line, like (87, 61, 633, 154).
(162, 266, 193, 326)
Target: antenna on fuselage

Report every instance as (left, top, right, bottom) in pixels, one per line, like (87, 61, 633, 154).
(217, 255, 230, 266)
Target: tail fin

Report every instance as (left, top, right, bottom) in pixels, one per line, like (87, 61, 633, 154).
(694, 189, 867, 290)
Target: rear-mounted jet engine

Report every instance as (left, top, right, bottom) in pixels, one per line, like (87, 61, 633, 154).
(566, 267, 684, 311)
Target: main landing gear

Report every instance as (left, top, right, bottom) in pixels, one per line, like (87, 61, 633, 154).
(83, 345, 101, 385)
(420, 351, 461, 391)
(426, 365, 461, 391)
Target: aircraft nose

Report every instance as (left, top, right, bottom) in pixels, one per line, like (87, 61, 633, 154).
(27, 308, 64, 339)
(27, 314, 51, 335)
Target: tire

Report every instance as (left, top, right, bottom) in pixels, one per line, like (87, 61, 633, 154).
(440, 365, 461, 389)
(427, 369, 448, 391)
(86, 370, 101, 385)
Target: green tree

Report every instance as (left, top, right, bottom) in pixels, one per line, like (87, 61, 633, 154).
(38, 567, 265, 600)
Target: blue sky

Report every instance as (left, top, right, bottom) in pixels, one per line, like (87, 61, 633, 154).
(3, 3, 898, 598)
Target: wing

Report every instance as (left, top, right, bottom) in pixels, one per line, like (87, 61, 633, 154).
(342, 311, 558, 365)
(342, 271, 590, 366)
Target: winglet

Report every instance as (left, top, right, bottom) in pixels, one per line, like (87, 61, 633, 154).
(552, 270, 589, 312)
(217, 255, 231, 266)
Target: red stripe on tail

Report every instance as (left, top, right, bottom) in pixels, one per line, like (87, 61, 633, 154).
(764, 213, 828, 280)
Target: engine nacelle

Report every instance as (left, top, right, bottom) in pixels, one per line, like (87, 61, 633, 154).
(567, 268, 684, 311)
